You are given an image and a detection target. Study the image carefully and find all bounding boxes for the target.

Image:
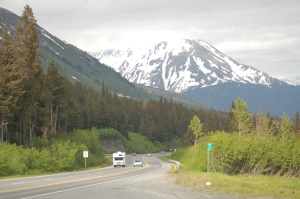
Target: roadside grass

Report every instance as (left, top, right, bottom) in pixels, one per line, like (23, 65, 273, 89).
(0, 160, 112, 180)
(171, 168, 300, 198)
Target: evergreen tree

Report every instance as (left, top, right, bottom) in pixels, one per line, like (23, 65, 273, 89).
(99, 81, 109, 128)
(13, 5, 43, 147)
(204, 112, 215, 133)
(226, 101, 235, 132)
(0, 25, 23, 142)
(44, 60, 66, 137)
(64, 81, 84, 131)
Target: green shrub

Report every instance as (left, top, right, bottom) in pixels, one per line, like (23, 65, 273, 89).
(50, 140, 78, 171)
(172, 131, 300, 177)
(98, 128, 122, 140)
(125, 132, 160, 153)
(0, 143, 26, 176)
(74, 128, 108, 166)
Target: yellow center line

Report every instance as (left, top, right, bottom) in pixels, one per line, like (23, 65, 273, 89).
(0, 156, 150, 193)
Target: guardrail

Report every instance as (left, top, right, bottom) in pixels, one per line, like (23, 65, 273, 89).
(169, 159, 180, 170)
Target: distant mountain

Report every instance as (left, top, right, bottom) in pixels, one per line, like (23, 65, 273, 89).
(280, 75, 300, 86)
(92, 39, 300, 117)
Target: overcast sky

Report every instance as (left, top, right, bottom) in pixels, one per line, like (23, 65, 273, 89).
(1, 0, 300, 78)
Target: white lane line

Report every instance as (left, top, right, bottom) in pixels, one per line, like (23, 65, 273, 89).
(13, 182, 24, 185)
(0, 167, 112, 182)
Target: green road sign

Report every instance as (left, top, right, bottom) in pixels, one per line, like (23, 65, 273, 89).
(207, 143, 212, 151)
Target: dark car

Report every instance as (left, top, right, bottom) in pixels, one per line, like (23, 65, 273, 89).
(161, 151, 165, 154)
(132, 152, 136, 156)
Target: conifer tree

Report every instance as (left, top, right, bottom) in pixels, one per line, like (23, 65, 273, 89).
(0, 25, 23, 142)
(44, 60, 66, 137)
(13, 5, 43, 147)
(226, 101, 235, 132)
(204, 112, 215, 133)
(99, 81, 109, 128)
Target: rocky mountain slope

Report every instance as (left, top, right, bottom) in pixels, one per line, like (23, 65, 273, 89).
(92, 39, 300, 117)
(92, 39, 278, 92)
(0, 7, 158, 101)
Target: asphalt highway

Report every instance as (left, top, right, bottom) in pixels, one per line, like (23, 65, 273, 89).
(0, 154, 236, 199)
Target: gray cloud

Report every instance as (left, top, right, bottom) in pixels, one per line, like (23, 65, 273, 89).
(1, 0, 300, 78)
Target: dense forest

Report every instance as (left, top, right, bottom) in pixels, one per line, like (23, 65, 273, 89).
(1, 5, 300, 177)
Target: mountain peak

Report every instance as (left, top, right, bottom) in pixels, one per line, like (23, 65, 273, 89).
(92, 38, 277, 93)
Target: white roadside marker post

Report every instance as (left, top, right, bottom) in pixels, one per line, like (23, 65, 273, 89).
(83, 151, 88, 168)
(206, 143, 212, 186)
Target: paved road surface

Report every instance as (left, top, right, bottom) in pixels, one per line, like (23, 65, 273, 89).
(0, 154, 243, 199)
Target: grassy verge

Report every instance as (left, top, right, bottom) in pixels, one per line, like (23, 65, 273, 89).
(0, 159, 112, 180)
(171, 168, 300, 198)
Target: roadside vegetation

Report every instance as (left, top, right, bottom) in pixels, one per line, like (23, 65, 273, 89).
(170, 132, 300, 198)
(169, 98, 300, 198)
(0, 128, 160, 177)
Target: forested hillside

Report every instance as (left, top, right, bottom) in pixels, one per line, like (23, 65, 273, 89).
(0, 6, 160, 103)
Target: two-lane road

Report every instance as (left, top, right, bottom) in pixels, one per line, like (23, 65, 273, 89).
(0, 154, 234, 199)
(0, 154, 163, 199)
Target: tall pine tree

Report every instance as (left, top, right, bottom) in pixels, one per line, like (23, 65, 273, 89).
(44, 60, 66, 137)
(0, 25, 24, 142)
(13, 5, 43, 147)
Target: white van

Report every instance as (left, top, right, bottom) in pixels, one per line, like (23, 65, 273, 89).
(112, 151, 126, 167)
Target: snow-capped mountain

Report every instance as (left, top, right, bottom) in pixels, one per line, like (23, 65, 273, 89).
(280, 75, 300, 86)
(92, 39, 300, 117)
(92, 39, 277, 93)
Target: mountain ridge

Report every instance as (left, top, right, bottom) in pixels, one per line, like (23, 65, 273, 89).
(0, 7, 160, 102)
(92, 39, 283, 92)
(280, 75, 300, 86)
(92, 39, 300, 117)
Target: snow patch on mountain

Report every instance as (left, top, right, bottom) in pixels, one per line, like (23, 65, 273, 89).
(40, 29, 65, 50)
(280, 75, 300, 86)
(91, 39, 277, 93)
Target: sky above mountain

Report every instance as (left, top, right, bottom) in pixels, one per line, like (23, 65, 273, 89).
(1, 0, 300, 79)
